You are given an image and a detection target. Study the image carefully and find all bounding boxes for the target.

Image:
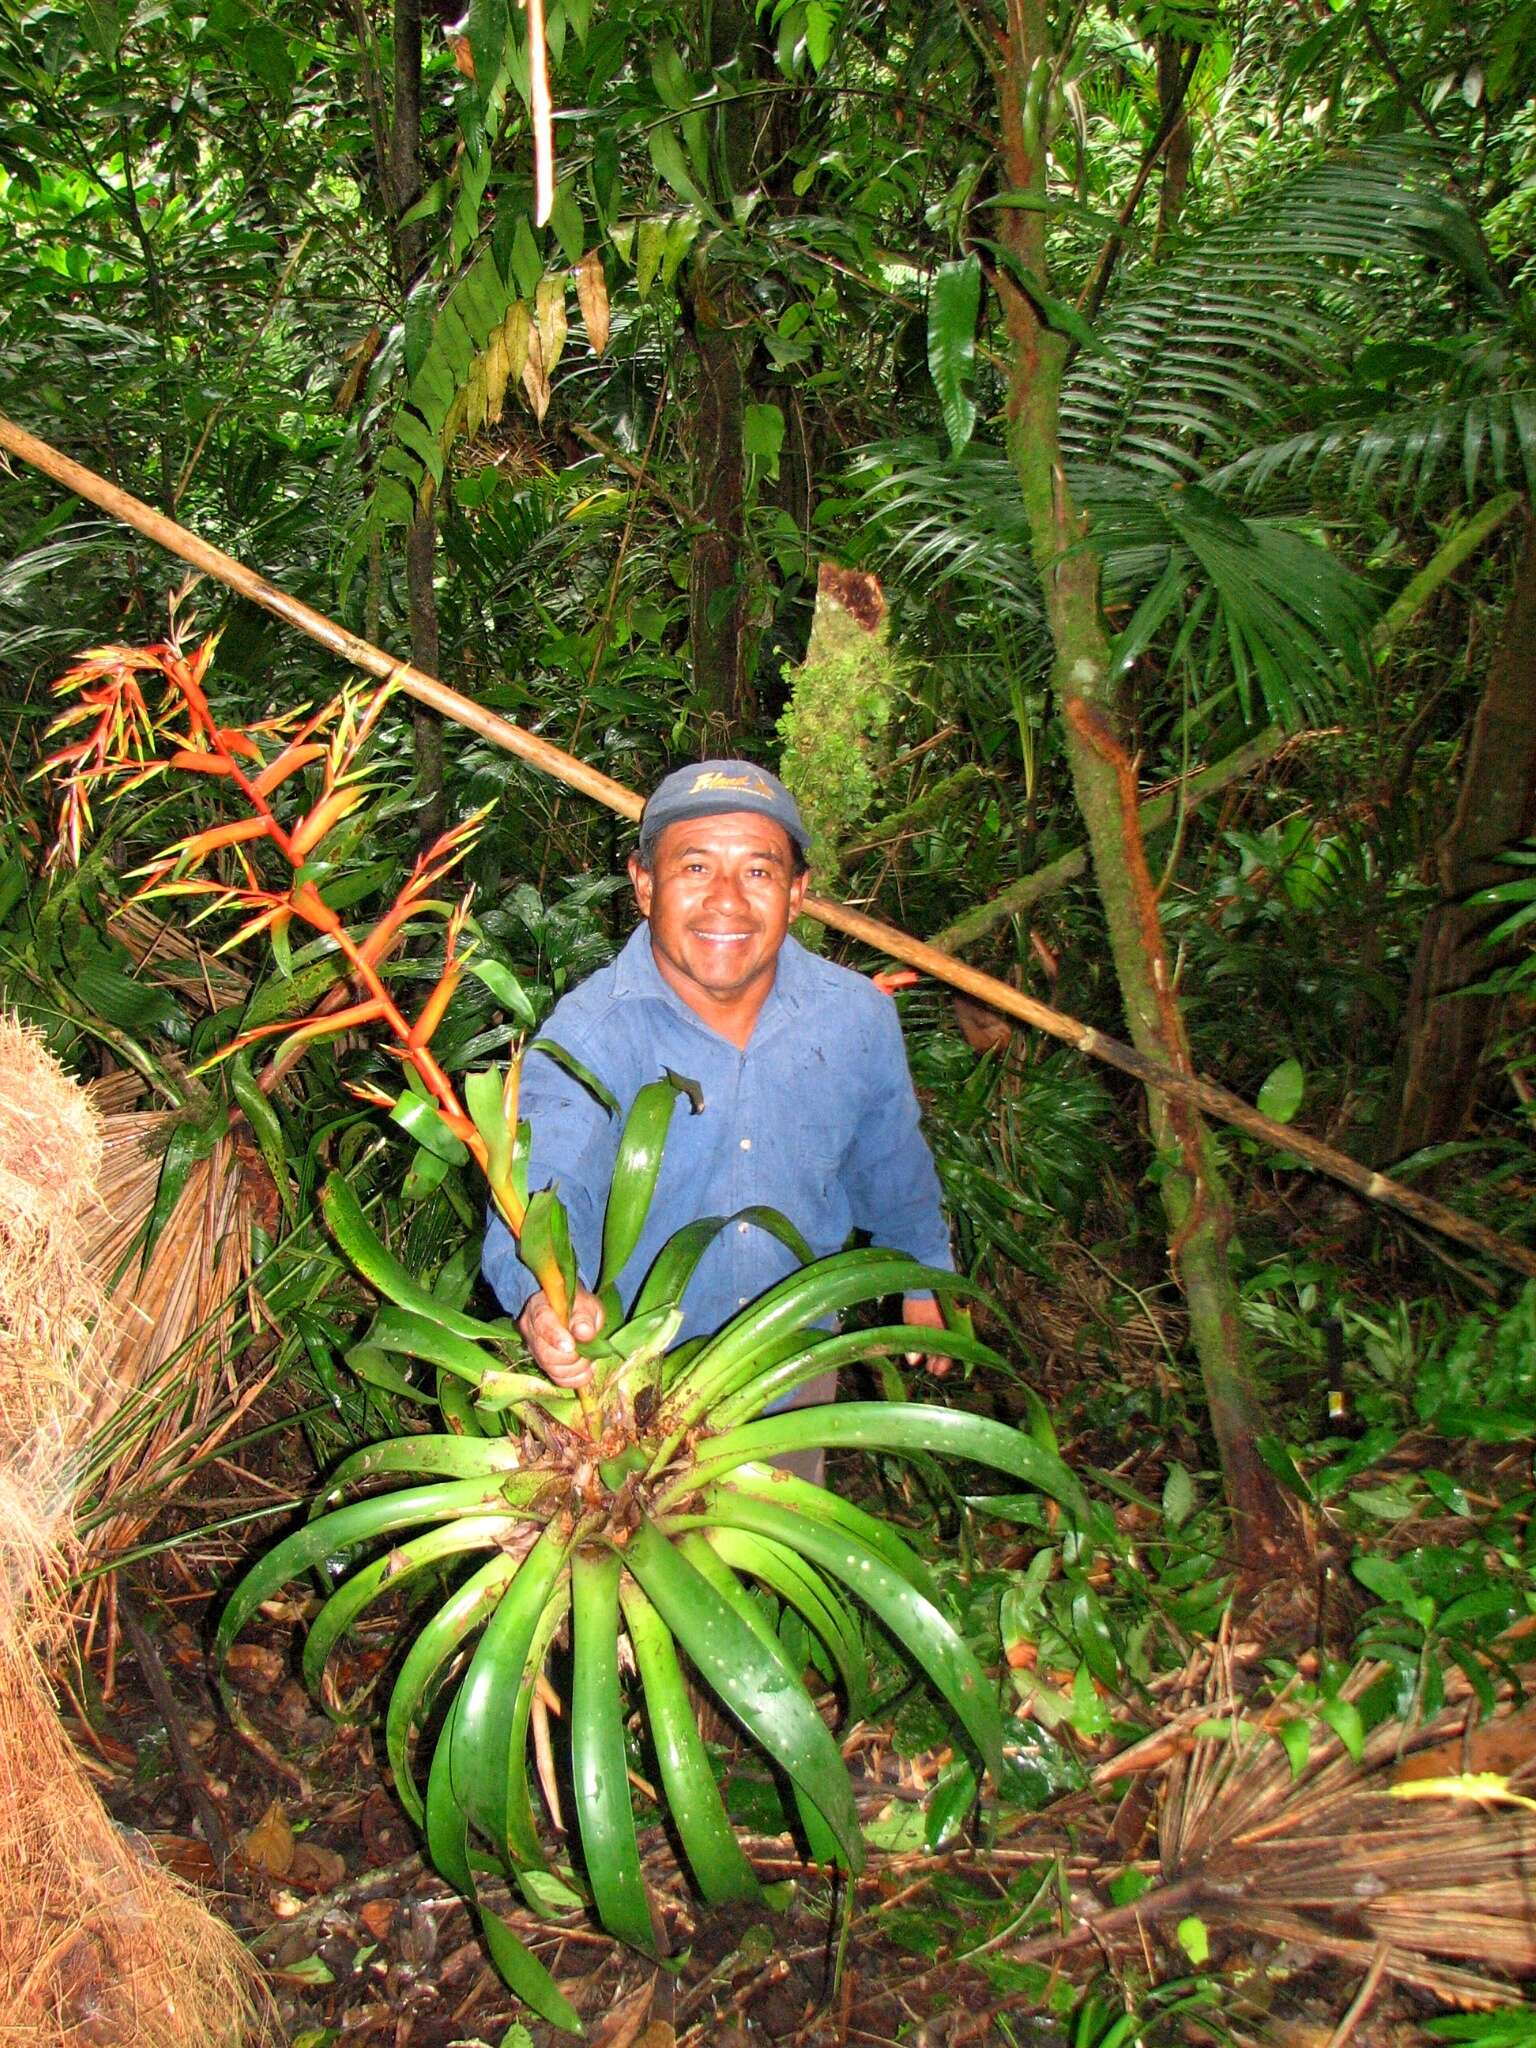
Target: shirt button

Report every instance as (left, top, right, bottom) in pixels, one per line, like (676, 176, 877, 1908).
(739, 1137, 752, 1151)
(738, 1296, 747, 1307)
(737, 1221, 749, 1235)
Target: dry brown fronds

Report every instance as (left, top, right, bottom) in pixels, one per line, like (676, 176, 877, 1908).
(0, 1567, 265, 2048)
(0, 1016, 108, 1475)
(0, 1020, 267, 2048)
(108, 903, 251, 1013)
(77, 1115, 273, 1571)
(1155, 1661, 1536, 2007)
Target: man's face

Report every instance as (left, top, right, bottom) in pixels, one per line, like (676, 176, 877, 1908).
(630, 812, 807, 1024)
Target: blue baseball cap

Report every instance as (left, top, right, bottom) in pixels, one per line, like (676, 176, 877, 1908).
(638, 759, 810, 862)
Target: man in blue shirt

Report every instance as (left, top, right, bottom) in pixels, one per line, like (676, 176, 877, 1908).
(482, 760, 953, 1400)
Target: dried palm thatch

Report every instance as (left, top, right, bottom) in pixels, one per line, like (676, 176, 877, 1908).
(74, 1103, 276, 1575)
(0, 1015, 264, 2048)
(0, 1018, 106, 1499)
(1153, 1659, 1536, 2008)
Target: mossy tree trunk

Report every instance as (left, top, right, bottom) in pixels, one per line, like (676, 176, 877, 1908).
(779, 564, 896, 895)
(993, 0, 1310, 1596)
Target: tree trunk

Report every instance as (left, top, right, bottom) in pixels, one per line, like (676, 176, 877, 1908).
(1392, 508, 1536, 1156)
(1152, 36, 1193, 256)
(683, 0, 771, 742)
(687, 291, 752, 739)
(388, 0, 446, 841)
(994, 0, 1310, 1600)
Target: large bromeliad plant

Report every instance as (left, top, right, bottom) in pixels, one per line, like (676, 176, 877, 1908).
(43, 636, 1095, 2033)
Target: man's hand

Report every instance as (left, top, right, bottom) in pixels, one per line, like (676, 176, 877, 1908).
(902, 1294, 952, 1377)
(519, 1287, 605, 1387)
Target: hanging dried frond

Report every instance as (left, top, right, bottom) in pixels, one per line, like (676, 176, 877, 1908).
(0, 1018, 265, 2047)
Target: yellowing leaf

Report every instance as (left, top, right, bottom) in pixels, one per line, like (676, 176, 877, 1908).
(576, 249, 610, 356)
(1389, 1771, 1536, 1812)
(522, 326, 551, 423)
(535, 274, 568, 376)
(501, 302, 531, 390)
(484, 327, 510, 423)
(466, 354, 488, 438)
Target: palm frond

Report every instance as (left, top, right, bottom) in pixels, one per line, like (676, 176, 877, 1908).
(1063, 143, 1489, 482)
(1214, 388, 1536, 513)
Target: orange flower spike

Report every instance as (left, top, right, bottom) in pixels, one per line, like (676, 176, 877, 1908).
(214, 728, 264, 762)
(288, 879, 343, 936)
(197, 995, 390, 1071)
(166, 750, 239, 777)
(252, 742, 327, 798)
(406, 955, 466, 1052)
(168, 815, 273, 865)
(352, 894, 419, 972)
(290, 782, 366, 860)
(345, 1081, 398, 1110)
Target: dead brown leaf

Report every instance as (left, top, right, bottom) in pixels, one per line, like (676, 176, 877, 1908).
(239, 1799, 294, 1878)
(589, 1972, 657, 2048)
(289, 1839, 347, 1891)
(225, 1642, 285, 1695)
(359, 1900, 395, 1942)
(576, 249, 610, 356)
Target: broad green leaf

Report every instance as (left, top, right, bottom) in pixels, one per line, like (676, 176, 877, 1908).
(707, 1526, 869, 1719)
(925, 1759, 977, 1852)
(387, 1554, 519, 1823)
(625, 1519, 864, 1869)
(571, 1549, 655, 1952)
(630, 1205, 815, 1321)
(390, 1092, 469, 1164)
(478, 1909, 582, 2035)
(1256, 1057, 1305, 1124)
(695, 1489, 1006, 1781)
(690, 1464, 939, 1599)
(302, 1514, 513, 1706)
(464, 1065, 513, 1188)
(468, 958, 539, 1025)
(599, 1072, 693, 1289)
(360, 1303, 541, 1397)
(693, 1402, 1090, 1526)
(1273, 1715, 1310, 1779)
(927, 255, 980, 454)
(674, 1250, 979, 1424)
(324, 1434, 524, 1495)
(449, 1524, 573, 1847)
(1353, 1551, 1429, 1615)
(648, 124, 706, 208)
(528, 1035, 619, 1113)
(621, 1582, 762, 1904)
(322, 1174, 507, 1341)
(743, 402, 785, 478)
(1162, 1461, 1196, 1530)
(710, 1320, 1002, 1428)
(215, 1477, 503, 1672)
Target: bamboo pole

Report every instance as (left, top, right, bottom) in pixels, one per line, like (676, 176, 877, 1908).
(4, 411, 1533, 1283)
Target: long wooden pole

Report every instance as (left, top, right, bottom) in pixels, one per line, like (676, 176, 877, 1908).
(4, 411, 1532, 1282)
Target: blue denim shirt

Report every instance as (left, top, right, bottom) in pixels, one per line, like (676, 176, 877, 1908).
(481, 926, 952, 1342)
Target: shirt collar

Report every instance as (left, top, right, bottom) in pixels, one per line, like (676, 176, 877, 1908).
(610, 923, 809, 1026)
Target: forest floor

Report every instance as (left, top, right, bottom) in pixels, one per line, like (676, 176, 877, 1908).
(85, 1560, 1441, 2048)
(57, 1246, 1536, 2046)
